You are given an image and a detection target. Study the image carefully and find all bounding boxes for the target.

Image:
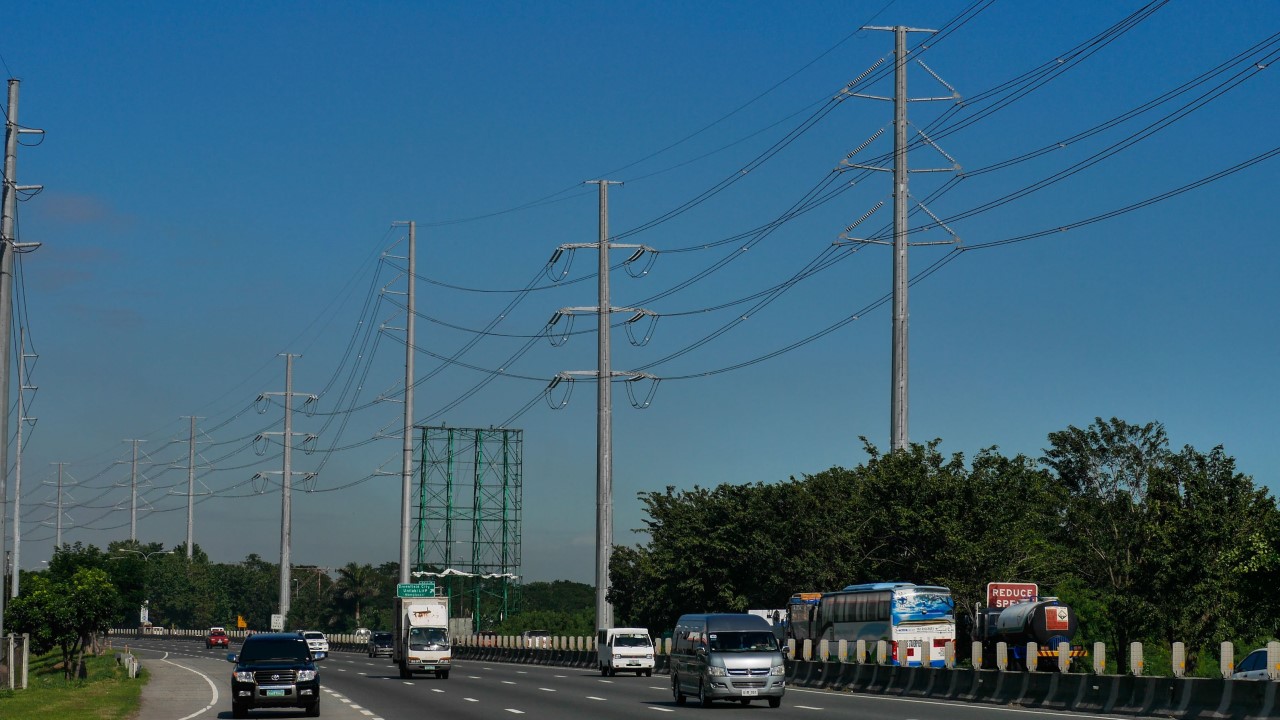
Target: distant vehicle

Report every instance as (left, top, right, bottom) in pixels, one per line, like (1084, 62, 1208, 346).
(973, 598, 1087, 671)
(787, 583, 955, 666)
(671, 613, 785, 708)
(367, 631, 394, 658)
(597, 627, 654, 676)
(521, 629, 551, 648)
(227, 631, 325, 718)
(207, 628, 230, 649)
(301, 631, 329, 654)
(1233, 648, 1275, 680)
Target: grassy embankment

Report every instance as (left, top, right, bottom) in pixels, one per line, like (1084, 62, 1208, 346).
(0, 649, 146, 720)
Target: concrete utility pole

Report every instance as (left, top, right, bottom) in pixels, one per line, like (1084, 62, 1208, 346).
(395, 221, 416, 586)
(256, 354, 315, 625)
(847, 25, 957, 452)
(1, 78, 44, 641)
(52, 462, 67, 548)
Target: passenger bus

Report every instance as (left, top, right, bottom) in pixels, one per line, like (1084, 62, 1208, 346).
(788, 583, 955, 667)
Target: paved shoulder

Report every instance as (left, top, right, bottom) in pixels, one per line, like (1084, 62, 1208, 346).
(129, 647, 222, 720)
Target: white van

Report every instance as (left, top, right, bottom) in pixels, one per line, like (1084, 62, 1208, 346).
(596, 627, 655, 676)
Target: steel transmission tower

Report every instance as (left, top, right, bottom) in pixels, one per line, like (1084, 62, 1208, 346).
(842, 25, 961, 451)
(550, 182, 657, 629)
(254, 354, 317, 624)
(0, 77, 43, 642)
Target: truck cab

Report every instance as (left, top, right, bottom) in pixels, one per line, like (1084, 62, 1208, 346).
(597, 627, 655, 676)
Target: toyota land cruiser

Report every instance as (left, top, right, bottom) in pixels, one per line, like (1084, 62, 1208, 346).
(227, 631, 326, 717)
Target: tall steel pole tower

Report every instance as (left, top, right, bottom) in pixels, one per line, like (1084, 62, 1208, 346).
(181, 416, 204, 559)
(395, 221, 416, 586)
(0, 78, 43, 640)
(844, 25, 959, 451)
(124, 439, 146, 542)
(254, 354, 316, 624)
(551, 182, 657, 629)
(12, 328, 34, 598)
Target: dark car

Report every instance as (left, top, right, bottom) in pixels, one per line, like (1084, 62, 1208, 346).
(228, 631, 325, 718)
(367, 631, 394, 658)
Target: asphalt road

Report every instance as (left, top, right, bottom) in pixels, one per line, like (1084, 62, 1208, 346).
(122, 637, 1156, 720)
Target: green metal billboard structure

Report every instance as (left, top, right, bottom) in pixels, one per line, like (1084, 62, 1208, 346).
(414, 426, 522, 630)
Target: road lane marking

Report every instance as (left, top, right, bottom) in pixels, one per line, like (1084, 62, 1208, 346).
(587, 696, 606, 701)
(403, 681, 414, 685)
(555, 674, 567, 678)
(468, 675, 482, 679)
(650, 708, 674, 713)
(360, 712, 374, 717)
(502, 680, 516, 684)
(795, 706, 824, 710)
(517, 671, 527, 674)
(598, 679, 614, 684)
(465, 698, 479, 702)
(505, 710, 525, 714)
(432, 688, 445, 693)
(539, 687, 556, 691)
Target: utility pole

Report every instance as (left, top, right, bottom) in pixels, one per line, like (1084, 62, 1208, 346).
(181, 416, 203, 559)
(12, 328, 34, 598)
(255, 354, 316, 625)
(552, 182, 656, 630)
(124, 439, 146, 542)
(0, 77, 45, 643)
(52, 463, 67, 548)
(844, 25, 958, 452)
(392, 221, 416, 586)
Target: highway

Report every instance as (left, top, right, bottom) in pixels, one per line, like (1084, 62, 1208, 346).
(122, 637, 1153, 720)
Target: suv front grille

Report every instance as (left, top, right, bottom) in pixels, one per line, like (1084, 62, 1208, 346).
(254, 670, 297, 684)
(727, 668, 769, 676)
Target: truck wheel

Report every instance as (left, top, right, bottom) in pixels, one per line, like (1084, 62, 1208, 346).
(439, 670, 449, 679)
(768, 697, 782, 708)
(672, 674, 686, 705)
(600, 664, 608, 677)
(644, 669, 653, 677)
(398, 662, 410, 679)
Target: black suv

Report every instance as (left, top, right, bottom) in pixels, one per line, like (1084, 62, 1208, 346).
(367, 630, 393, 658)
(228, 632, 325, 717)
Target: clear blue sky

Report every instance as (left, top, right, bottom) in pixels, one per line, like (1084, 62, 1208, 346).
(3, 1, 1277, 583)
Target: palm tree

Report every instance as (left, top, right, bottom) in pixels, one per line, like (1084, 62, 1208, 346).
(334, 563, 380, 627)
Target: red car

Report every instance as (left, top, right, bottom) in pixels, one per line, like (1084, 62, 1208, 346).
(207, 628, 230, 649)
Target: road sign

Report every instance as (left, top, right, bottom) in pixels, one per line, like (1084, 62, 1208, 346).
(397, 582, 436, 598)
(986, 582, 1038, 608)
(270, 613, 284, 631)
(139, 604, 149, 624)
(237, 614, 247, 629)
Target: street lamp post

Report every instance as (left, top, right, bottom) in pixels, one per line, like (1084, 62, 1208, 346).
(111, 549, 174, 633)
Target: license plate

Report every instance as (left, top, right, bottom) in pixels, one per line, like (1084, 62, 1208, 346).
(741, 689, 758, 697)
(266, 689, 285, 697)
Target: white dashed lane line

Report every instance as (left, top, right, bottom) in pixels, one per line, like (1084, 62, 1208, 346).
(539, 687, 556, 692)
(794, 706, 824, 710)
(650, 708, 674, 713)
(505, 710, 525, 715)
(465, 698, 479, 702)
(587, 696, 606, 701)
(502, 680, 516, 685)
(432, 688, 445, 693)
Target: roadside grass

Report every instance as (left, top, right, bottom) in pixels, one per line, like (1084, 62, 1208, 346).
(0, 649, 146, 720)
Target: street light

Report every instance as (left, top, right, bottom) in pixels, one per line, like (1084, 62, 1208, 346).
(111, 550, 174, 634)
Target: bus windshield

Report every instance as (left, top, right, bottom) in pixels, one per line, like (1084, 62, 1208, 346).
(709, 631, 778, 653)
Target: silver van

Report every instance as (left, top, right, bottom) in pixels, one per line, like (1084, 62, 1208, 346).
(671, 613, 785, 708)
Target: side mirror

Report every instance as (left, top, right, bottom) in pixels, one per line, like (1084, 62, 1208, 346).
(226, 653, 238, 663)
(695, 646, 707, 658)
(313, 652, 327, 661)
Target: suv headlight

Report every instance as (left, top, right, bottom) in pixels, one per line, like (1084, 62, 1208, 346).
(771, 664, 785, 676)
(297, 669, 317, 682)
(708, 666, 727, 677)
(234, 671, 254, 682)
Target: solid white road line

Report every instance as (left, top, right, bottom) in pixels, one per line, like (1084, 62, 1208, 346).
(165, 657, 221, 720)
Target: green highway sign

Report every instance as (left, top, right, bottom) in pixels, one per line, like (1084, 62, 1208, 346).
(397, 582, 437, 598)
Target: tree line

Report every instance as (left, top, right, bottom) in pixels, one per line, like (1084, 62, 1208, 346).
(607, 417, 1280, 673)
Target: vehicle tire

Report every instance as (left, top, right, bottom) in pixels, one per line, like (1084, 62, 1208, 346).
(645, 669, 653, 677)
(231, 702, 248, 719)
(398, 662, 410, 679)
(439, 670, 449, 680)
(672, 674, 686, 705)
(600, 664, 608, 677)
(768, 696, 782, 708)
(305, 699, 320, 717)
(607, 667, 615, 677)
(698, 681, 712, 708)
(741, 699, 751, 706)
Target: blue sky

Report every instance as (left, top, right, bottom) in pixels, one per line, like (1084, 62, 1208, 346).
(3, 1, 1278, 583)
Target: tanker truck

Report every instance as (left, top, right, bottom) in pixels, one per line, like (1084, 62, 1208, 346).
(973, 598, 1086, 671)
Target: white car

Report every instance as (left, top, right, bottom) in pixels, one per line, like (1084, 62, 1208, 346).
(1233, 648, 1274, 680)
(302, 630, 330, 654)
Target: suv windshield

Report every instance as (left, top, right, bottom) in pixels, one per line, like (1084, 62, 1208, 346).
(238, 638, 312, 663)
(709, 631, 778, 652)
(373, 632, 393, 645)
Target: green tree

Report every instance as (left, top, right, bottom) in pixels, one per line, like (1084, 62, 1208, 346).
(333, 563, 380, 627)
(8, 567, 121, 679)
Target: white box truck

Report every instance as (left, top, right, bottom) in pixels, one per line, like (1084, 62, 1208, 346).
(597, 627, 655, 676)
(394, 595, 452, 679)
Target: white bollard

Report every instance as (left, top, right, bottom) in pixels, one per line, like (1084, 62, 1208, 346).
(1093, 642, 1106, 675)
(1130, 642, 1144, 677)
(1172, 642, 1186, 678)
(856, 639, 867, 664)
(1220, 641, 1234, 679)
(996, 641, 1008, 671)
(971, 641, 982, 670)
